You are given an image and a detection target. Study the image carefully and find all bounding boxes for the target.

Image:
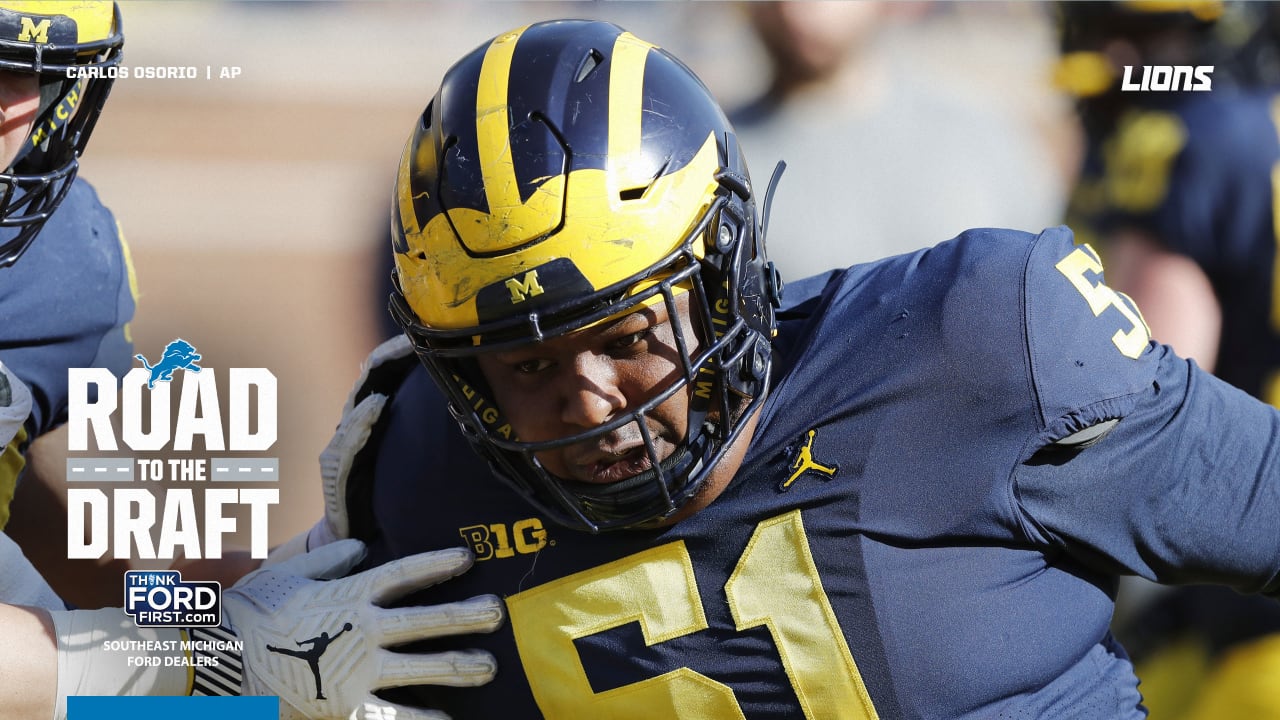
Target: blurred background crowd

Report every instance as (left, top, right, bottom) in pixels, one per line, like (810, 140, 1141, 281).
(24, 2, 1280, 716)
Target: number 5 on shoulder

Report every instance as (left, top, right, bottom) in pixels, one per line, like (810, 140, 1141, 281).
(1055, 244, 1151, 359)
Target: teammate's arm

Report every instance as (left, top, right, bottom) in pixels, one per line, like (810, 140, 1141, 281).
(0, 602, 57, 720)
(1101, 228, 1221, 372)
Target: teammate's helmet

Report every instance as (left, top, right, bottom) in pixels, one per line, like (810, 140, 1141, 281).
(390, 20, 783, 533)
(0, 1, 123, 267)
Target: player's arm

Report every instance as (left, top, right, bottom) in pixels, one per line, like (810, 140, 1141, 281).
(3, 211, 139, 609)
(1100, 227, 1221, 372)
(1018, 346, 1280, 594)
(0, 602, 57, 719)
(4, 426, 136, 609)
(1011, 231, 1280, 593)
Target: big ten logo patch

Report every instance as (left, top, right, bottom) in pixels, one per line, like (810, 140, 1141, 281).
(460, 518, 550, 561)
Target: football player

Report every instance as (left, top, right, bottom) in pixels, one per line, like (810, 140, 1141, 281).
(0, 0, 132, 536)
(309, 18, 1280, 718)
(0, 0, 144, 611)
(1058, 2, 1280, 715)
(0, 4, 505, 719)
(0, 0, 134, 614)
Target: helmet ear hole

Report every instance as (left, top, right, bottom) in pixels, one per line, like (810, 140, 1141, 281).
(575, 49, 604, 83)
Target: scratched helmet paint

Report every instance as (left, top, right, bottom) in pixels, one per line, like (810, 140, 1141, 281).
(0, 1, 123, 267)
(390, 20, 783, 532)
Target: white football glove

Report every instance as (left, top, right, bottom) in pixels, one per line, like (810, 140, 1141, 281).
(222, 538, 503, 720)
(269, 337, 413, 566)
(0, 359, 32, 449)
(310, 392, 386, 548)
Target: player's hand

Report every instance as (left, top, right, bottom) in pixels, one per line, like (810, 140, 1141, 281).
(265, 336, 414, 568)
(310, 393, 385, 548)
(311, 336, 414, 550)
(222, 539, 504, 720)
(0, 359, 32, 448)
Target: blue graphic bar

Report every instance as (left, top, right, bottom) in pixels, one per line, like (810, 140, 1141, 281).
(68, 696, 277, 719)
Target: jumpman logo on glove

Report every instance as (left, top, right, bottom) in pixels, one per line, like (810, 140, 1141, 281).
(267, 623, 353, 700)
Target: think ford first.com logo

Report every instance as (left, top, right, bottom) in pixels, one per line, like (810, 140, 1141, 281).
(125, 569, 220, 627)
(67, 339, 280, 628)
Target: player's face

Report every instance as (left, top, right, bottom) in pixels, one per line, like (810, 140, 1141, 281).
(0, 69, 39, 170)
(477, 294, 700, 487)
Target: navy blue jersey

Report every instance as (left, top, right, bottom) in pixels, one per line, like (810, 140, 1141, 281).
(361, 227, 1280, 719)
(0, 178, 135, 523)
(1067, 87, 1280, 404)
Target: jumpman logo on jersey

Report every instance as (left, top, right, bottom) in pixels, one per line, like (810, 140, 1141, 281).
(266, 622, 352, 700)
(781, 429, 839, 491)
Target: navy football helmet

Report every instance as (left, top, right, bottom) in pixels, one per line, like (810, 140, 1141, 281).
(0, 1, 122, 267)
(390, 20, 784, 532)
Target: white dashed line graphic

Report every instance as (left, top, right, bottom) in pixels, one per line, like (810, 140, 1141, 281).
(209, 459, 279, 481)
(65, 459, 135, 481)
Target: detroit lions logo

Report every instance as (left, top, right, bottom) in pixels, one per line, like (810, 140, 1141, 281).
(135, 339, 203, 389)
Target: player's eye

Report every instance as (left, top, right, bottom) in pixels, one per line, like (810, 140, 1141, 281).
(609, 329, 650, 352)
(513, 358, 552, 375)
